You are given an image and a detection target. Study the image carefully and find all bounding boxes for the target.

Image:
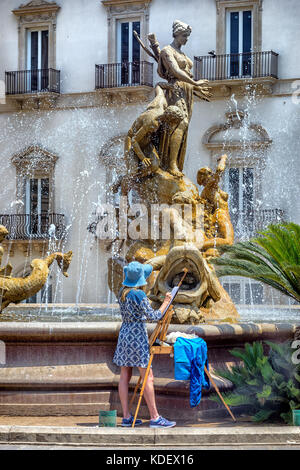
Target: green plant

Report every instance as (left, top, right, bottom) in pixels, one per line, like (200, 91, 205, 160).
(211, 223, 300, 303)
(210, 341, 300, 424)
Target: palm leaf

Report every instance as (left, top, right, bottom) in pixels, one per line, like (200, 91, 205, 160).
(211, 223, 300, 302)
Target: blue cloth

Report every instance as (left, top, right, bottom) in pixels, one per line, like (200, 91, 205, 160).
(173, 337, 210, 407)
(113, 289, 162, 368)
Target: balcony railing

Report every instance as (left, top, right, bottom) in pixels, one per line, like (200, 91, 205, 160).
(95, 61, 153, 89)
(194, 51, 278, 81)
(254, 209, 285, 232)
(5, 69, 60, 95)
(233, 208, 285, 239)
(0, 214, 66, 240)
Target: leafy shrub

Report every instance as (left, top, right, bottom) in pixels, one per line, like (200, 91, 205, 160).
(210, 341, 300, 423)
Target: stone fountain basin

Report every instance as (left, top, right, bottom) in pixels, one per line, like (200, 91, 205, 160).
(0, 320, 297, 420)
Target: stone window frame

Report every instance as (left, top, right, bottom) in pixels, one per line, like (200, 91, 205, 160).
(202, 110, 271, 216)
(215, 0, 263, 54)
(101, 0, 152, 63)
(11, 145, 58, 214)
(12, 0, 61, 70)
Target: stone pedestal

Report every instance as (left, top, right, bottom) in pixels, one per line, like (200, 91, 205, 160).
(0, 322, 297, 420)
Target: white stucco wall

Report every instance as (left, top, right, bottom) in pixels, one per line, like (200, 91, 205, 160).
(1, 0, 300, 91)
(262, 0, 300, 79)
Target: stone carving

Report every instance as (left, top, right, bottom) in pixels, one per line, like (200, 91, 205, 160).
(16, 0, 59, 10)
(0, 224, 72, 312)
(19, 13, 53, 22)
(11, 145, 58, 174)
(106, 20, 239, 322)
(202, 110, 272, 151)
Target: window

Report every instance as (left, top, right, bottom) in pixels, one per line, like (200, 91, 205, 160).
(27, 30, 48, 70)
(223, 166, 254, 237)
(25, 177, 50, 235)
(12, 0, 60, 71)
(216, 1, 262, 55)
(226, 10, 252, 76)
(102, 0, 151, 63)
(117, 20, 141, 85)
(223, 279, 263, 304)
(26, 29, 49, 91)
(11, 145, 58, 215)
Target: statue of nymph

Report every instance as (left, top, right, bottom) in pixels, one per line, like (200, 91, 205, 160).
(154, 20, 211, 177)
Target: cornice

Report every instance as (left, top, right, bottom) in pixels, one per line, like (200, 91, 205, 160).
(102, 0, 151, 7)
(12, 1, 60, 17)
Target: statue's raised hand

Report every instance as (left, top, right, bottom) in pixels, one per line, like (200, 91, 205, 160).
(142, 157, 152, 167)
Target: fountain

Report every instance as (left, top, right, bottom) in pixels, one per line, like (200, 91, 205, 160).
(0, 20, 298, 421)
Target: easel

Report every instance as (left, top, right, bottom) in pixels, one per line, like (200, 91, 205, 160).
(130, 268, 236, 427)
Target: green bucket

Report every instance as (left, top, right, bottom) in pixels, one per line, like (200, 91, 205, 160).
(292, 410, 300, 426)
(99, 410, 117, 427)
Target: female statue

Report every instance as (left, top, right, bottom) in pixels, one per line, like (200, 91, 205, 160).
(152, 20, 211, 177)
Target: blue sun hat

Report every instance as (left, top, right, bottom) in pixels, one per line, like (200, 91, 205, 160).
(122, 261, 153, 287)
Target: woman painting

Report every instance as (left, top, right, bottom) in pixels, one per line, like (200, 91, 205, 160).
(113, 261, 176, 428)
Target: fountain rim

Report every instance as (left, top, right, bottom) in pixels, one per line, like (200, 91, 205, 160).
(0, 321, 297, 344)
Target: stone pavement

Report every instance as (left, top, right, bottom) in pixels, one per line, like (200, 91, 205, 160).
(0, 416, 299, 448)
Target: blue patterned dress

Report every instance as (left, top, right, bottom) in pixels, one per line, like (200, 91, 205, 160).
(113, 289, 162, 368)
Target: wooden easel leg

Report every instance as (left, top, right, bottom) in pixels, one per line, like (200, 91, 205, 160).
(204, 366, 236, 422)
(132, 354, 154, 428)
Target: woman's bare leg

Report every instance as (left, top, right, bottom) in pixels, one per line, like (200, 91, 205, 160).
(138, 367, 160, 420)
(119, 366, 133, 419)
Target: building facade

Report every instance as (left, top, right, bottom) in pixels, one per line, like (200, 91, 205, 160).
(0, 0, 299, 307)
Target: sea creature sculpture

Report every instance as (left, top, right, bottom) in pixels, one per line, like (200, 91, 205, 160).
(0, 240, 72, 312)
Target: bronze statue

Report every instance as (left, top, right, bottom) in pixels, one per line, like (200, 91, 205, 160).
(197, 154, 234, 257)
(0, 225, 12, 277)
(114, 85, 184, 195)
(106, 21, 239, 323)
(155, 20, 211, 176)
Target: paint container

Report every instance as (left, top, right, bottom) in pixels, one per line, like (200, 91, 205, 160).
(292, 410, 300, 426)
(99, 410, 117, 427)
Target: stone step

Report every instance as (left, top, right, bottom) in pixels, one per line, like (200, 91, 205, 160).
(0, 372, 234, 417)
(0, 392, 235, 420)
(0, 424, 299, 447)
(0, 403, 111, 416)
(0, 391, 112, 404)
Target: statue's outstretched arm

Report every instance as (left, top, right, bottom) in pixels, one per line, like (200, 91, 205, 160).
(216, 154, 227, 176)
(131, 125, 153, 165)
(161, 49, 205, 87)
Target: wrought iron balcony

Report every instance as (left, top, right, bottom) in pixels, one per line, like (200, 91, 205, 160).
(0, 213, 66, 240)
(254, 209, 285, 232)
(194, 51, 278, 81)
(95, 61, 153, 89)
(5, 69, 60, 95)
